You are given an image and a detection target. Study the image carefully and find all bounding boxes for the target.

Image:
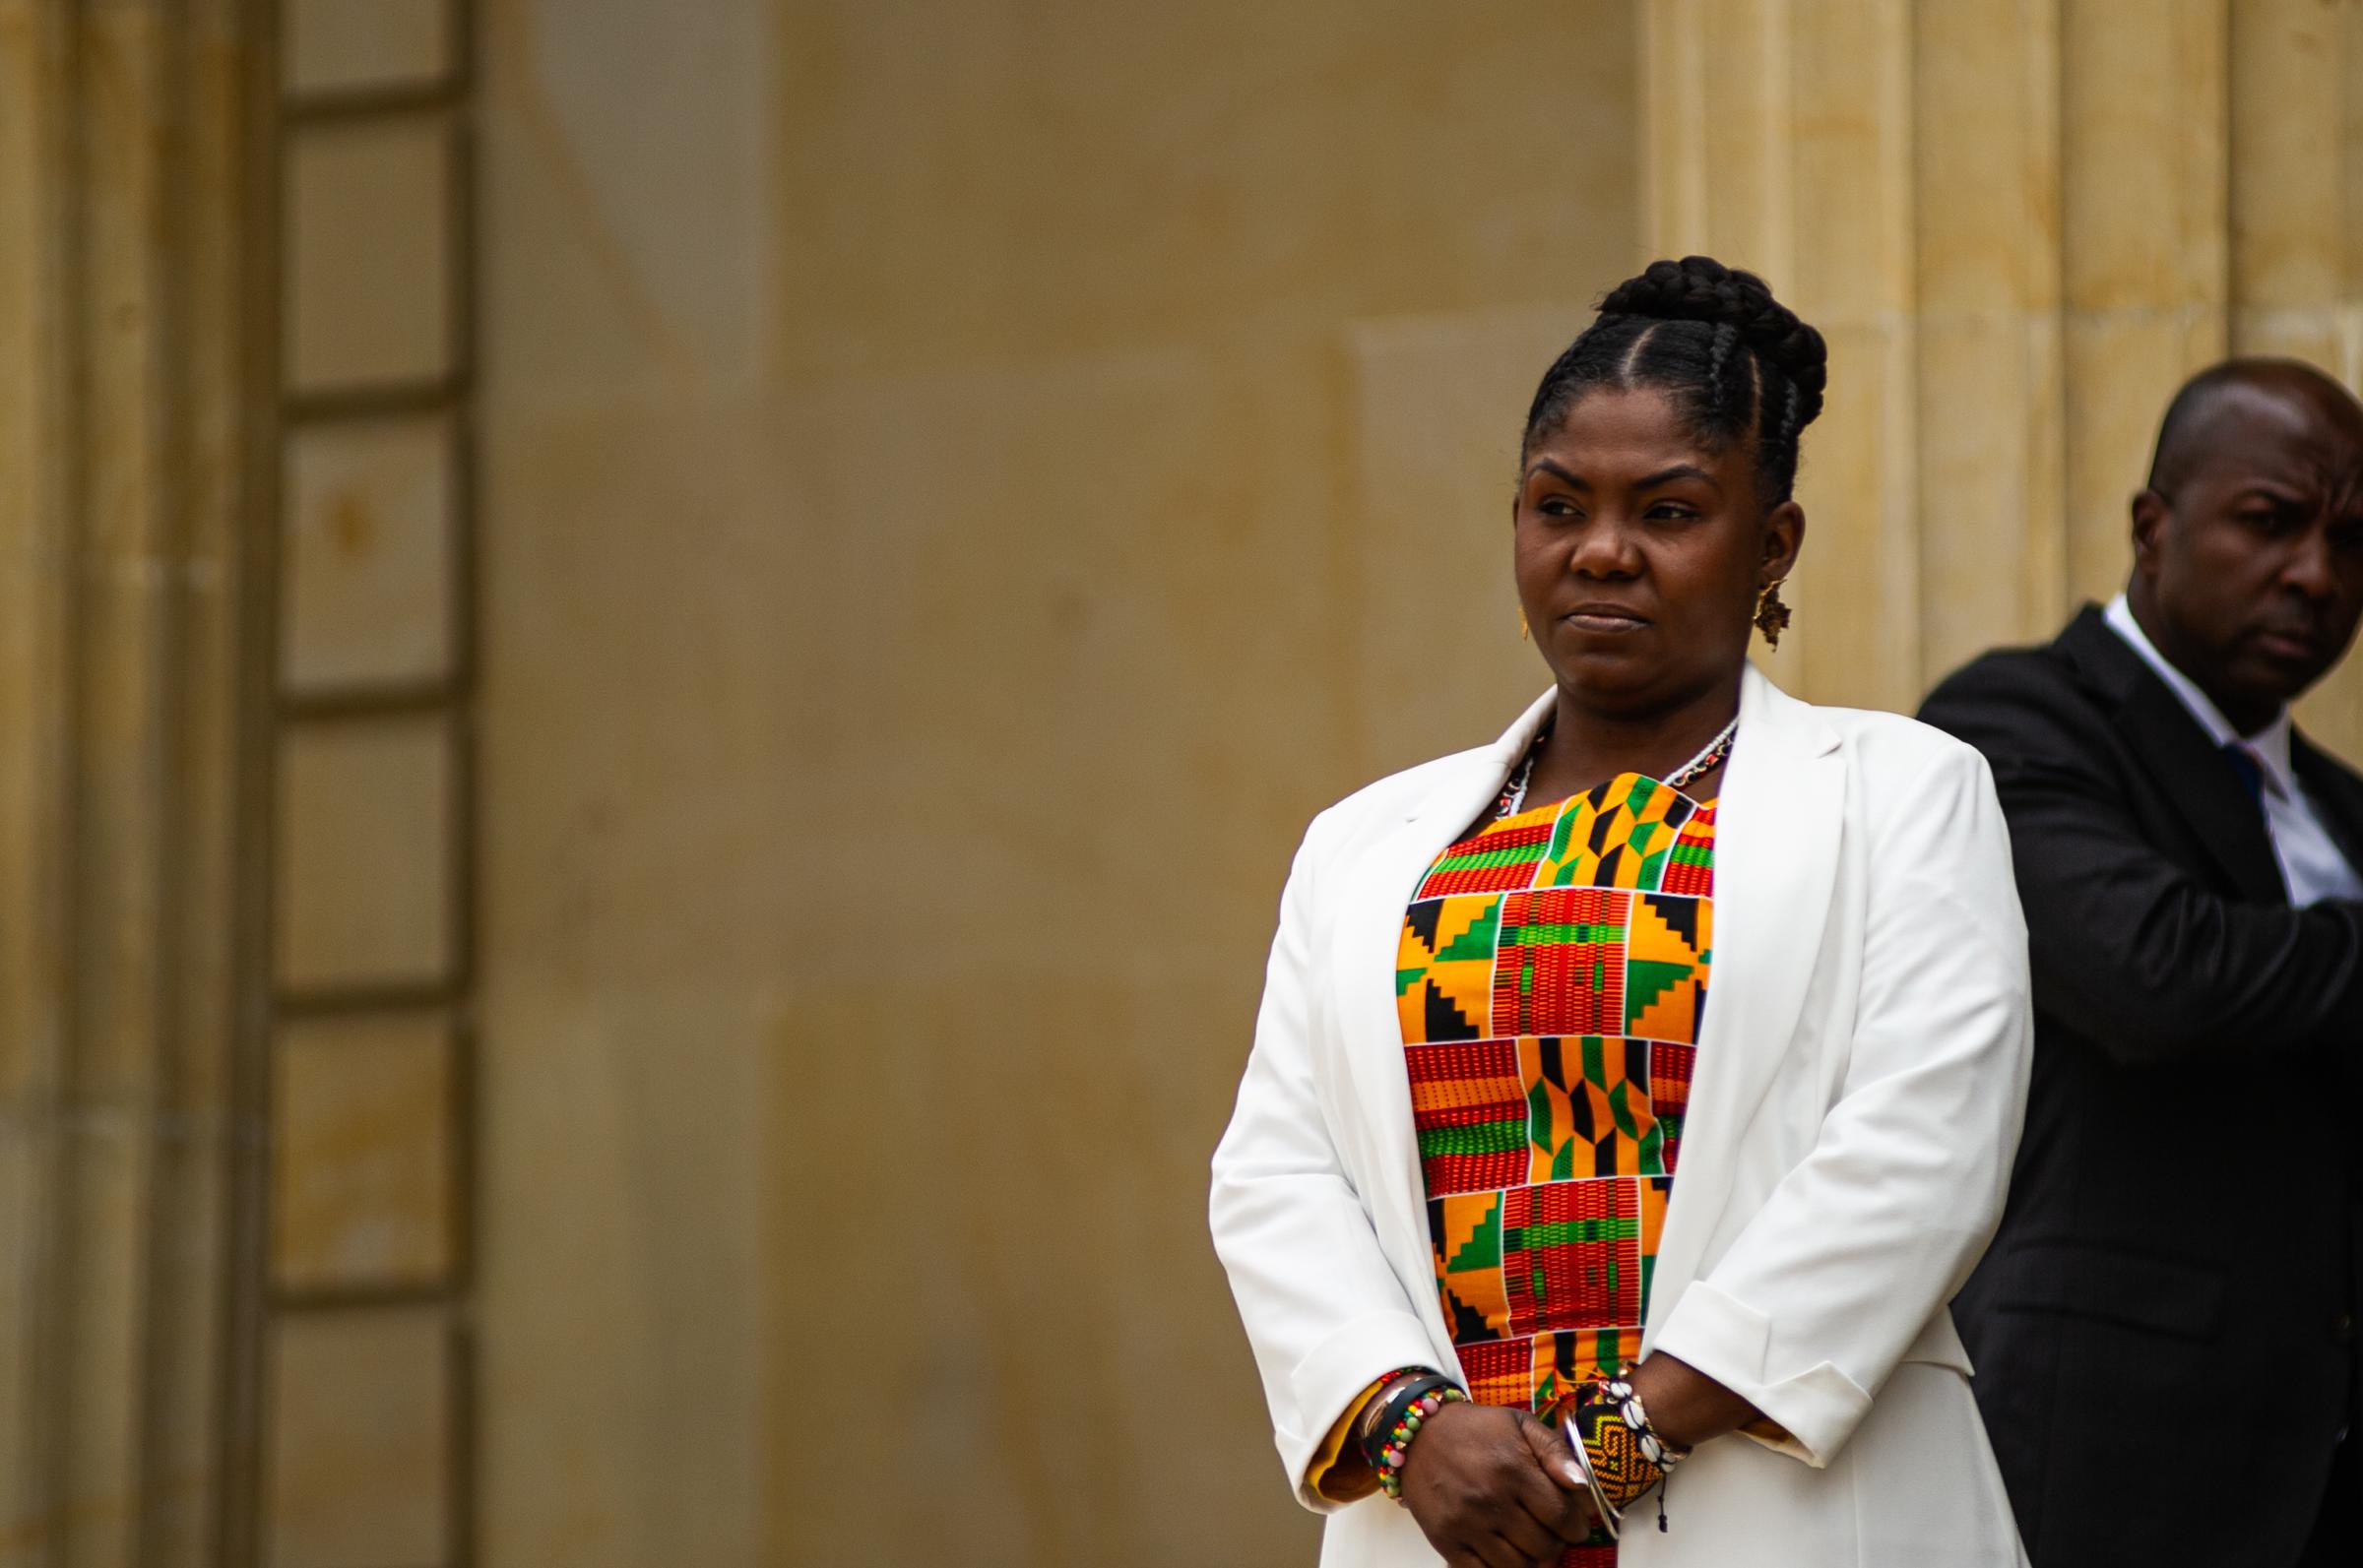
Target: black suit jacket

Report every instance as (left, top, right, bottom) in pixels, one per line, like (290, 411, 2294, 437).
(1920, 605, 2363, 1568)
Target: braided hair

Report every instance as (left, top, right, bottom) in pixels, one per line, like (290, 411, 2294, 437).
(1522, 256, 1828, 507)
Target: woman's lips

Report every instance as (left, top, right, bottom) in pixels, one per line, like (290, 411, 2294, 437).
(1561, 609, 1650, 634)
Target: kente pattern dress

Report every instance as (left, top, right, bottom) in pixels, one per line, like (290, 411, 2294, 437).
(1394, 773, 1715, 1565)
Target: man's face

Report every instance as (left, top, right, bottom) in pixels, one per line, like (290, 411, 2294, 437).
(2135, 382, 2363, 729)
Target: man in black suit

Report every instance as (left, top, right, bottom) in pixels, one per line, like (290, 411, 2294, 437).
(1921, 358, 2363, 1568)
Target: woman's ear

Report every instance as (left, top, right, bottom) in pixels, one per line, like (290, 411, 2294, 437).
(1761, 499, 1806, 583)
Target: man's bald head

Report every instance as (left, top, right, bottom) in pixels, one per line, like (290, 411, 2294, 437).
(2145, 357, 2363, 497)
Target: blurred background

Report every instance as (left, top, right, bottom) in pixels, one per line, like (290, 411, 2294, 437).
(7, 1, 2363, 1564)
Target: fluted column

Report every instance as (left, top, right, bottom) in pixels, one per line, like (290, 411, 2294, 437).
(2229, 0, 2363, 751)
(1644, 0, 1921, 711)
(1642, 0, 2236, 709)
(0, 3, 269, 1564)
(2059, 0, 2228, 606)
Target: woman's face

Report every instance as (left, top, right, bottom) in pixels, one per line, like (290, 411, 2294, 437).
(1513, 385, 1804, 718)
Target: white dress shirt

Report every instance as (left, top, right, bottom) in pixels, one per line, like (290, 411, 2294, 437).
(2104, 594, 2363, 906)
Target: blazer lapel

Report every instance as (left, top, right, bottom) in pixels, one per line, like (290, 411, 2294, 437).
(1330, 693, 1556, 1333)
(2059, 607, 2285, 904)
(1645, 666, 1844, 1342)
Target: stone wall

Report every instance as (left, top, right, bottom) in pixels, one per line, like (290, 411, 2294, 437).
(474, 3, 1637, 1563)
(12, 4, 2363, 1567)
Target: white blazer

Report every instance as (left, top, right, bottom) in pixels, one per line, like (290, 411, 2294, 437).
(1210, 667, 2034, 1567)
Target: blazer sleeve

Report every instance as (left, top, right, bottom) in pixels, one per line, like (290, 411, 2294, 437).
(1920, 657, 2363, 1060)
(1209, 821, 1443, 1512)
(1650, 745, 2032, 1467)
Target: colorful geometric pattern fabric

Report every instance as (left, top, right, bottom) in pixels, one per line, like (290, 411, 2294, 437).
(1400, 775, 1715, 1567)
(1396, 896, 1500, 1043)
(1566, 1376, 1678, 1513)
(1535, 773, 1694, 890)
(1495, 888, 1629, 1037)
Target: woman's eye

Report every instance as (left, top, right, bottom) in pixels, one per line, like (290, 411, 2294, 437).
(1536, 496, 1580, 518)
(1646, 504, 1700, 522)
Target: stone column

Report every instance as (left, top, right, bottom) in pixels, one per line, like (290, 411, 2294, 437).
(2059, 0, 2227, 606)
(2228, 0, 2363, 749)
(1640, 0, 2233, 709)
(0, 3, 269, 1564)
(1642, 0, 1922, 712)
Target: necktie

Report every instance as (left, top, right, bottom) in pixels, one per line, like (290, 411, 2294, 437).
(2224, 742, 2267, 810)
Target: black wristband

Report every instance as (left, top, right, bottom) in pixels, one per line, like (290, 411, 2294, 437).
(1356, 1371, 1454, 1474)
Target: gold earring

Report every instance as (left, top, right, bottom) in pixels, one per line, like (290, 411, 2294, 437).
(1755, 579, 1792, 649)
(1518, 608, 1530, 642)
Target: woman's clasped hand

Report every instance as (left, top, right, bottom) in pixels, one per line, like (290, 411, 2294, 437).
(1396, 1402, 1599, 1568)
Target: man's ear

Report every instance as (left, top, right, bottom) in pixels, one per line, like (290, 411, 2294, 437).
(2130, 488, 2170, 581)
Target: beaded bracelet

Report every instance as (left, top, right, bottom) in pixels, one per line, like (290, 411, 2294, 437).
(1564, 1372, 1691, 1529)
(1355, 1371, 1448, 1472)
(1373, 1379, 1468, 1501)
(1351, 1368, 1434, 1469)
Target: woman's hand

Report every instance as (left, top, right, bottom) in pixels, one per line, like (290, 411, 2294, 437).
(1398, 1401, 1597, 1568)
(1625, 1351, 1761, 1451)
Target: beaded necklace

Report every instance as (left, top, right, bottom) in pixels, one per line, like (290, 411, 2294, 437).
(1494, 714, 1740, 820)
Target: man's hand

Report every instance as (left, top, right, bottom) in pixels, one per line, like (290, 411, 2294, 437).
(1398, 1401, 1598, 1568)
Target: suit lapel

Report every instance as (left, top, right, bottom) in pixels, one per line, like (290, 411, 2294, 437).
(1644, 667, 1844, 1337)
(2059, 608, 2286, 905)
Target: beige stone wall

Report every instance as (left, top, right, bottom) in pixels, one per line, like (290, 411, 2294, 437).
(20, 4, 2363, 1568)
(456, 3, 2363, 1560)
(474, 3, 1637, 1563)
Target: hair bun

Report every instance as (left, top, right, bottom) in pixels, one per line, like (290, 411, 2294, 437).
(1599, 256, 1827, 432)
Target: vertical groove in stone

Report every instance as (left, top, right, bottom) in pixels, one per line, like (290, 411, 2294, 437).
(210, 2, 277, 1558)
(47, 0, 96, 1549)
(72, 8, 175, 1562)
(135, 0, 252, 1556)
(1, 4, 76, 1561)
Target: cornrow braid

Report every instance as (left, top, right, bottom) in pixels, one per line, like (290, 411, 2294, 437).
(1704, 320, 1745, 431)
(1521, 255, 1829, 506)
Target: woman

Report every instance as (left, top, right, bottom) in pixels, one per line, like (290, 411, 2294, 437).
(1210, 257, 2031, 1568)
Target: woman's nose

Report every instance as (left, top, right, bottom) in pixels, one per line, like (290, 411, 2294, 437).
(1568, 517, 1643, 578)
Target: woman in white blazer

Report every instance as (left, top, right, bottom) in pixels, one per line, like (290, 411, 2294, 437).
(1210, 257, 2033, 1568)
